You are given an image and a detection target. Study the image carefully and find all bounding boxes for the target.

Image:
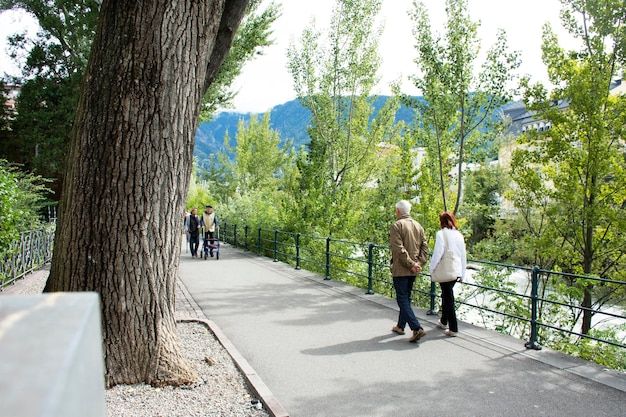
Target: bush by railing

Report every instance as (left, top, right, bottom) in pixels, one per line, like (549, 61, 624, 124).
(220, 222, 626, 371)
(1, 228, 55, 289)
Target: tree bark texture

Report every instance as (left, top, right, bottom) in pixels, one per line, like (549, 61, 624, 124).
(45, 0, 249, 387)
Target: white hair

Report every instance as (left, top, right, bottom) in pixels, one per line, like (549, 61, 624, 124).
(396, 200, 411, 215)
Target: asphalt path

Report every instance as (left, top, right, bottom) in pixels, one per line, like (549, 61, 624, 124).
(179, 243, 626, 417)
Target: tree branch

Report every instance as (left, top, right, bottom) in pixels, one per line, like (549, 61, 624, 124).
(203, 0, 250, 93)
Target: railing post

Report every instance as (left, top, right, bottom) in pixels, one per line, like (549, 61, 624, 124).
(20, 232, 26, 279)
(324, 237, 331, 280)
(525, 266, 543, 350)
(366, 243, 374, 294)
(244, 225, 249, 251)
(426, 282, 437, 315)
(257, 228, 262, 256)
(295, 233, 301, 270)
(233, 224, 237, 248)
(11, 235, 18, 284)
(222, 223, 227, 244)
(273, 230, 279, 262)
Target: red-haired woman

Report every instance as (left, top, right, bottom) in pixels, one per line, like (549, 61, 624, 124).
(429, 211, 467, 336)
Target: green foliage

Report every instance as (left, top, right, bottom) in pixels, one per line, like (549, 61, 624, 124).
(1, 0, 280, 198)
(200, 113, 299, 231)
(1, 0, 99, 78)
(406, 0, 520, 215)
(456, 267, 527, 336)
(360, 125, 417, 245)
(512, 0, 626, 335)
(535, 272, 626, 372)
(201, 152, 237, 204)
(412, 137, 448, 238)
(219, 189, 283, 230)
(186, 161, 217, 211)
(0, 0, 99, 195)
(9, 73, 81, 194)
(459, 164, 508, 248)
(225, 113, 296, 194)
(456, 265, 626, 372)
(287, 0, 401, 237)
(558, 327, 626, 372)
(0, 159, 52, 254)
(0, 80, 12, 132)
(192, 0, 626, 372)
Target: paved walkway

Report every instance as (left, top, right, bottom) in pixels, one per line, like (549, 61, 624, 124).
(4, 246, 625, 417)
(179, 243, 626, 417)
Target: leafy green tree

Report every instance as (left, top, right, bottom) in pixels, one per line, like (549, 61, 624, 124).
(9, 74, 81, 197)
(0, 0, 99, 196)
(202, 151, 238, 204)
(0, 81, 15, 159)
(287, 0, 398, 237)
(1, 0, 99, 74)
(512, 0, 626, 335)
(0, 0, 279, 197)
(0, 159, 52, 254)
(225, 113, 295, 194)
(206, 113, 299, 228)
(406, 0, 521, 215)
(186, 159, 216, 210)
(360, 125, 419, 244)
(460, 164, 507, 248)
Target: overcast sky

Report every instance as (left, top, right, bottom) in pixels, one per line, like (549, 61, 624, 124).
(0, 0, 577, 113)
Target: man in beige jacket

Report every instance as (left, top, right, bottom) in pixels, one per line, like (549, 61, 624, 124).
(389, 200, 429, 342)
(201, 205, 218, 257)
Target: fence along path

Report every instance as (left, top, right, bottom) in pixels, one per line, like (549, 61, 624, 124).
(1, 229, 54, 289)
(178, 242, 626, 417)
(222, 224, 626, 354)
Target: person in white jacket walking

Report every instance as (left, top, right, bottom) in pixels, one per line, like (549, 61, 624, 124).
(429, 211, 467, 337)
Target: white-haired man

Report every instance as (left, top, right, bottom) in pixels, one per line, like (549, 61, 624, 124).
(389, 200, 429, 342)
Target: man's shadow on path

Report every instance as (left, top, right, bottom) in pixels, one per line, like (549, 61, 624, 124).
(301, 332, 443, 356)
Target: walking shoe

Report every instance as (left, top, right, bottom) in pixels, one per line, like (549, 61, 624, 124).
(437, 320, 448, 330)
(391, 325, 405, 335)
(409, 328, 426, 343)
(444, 329, 457, 337)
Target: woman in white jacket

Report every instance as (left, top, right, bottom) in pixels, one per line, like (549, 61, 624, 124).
(429, 211, 467, 337)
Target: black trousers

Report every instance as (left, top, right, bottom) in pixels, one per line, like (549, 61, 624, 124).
(439, 280, 458, 332)
(189, 232, 199, 256)
(203, 231, 215, 253)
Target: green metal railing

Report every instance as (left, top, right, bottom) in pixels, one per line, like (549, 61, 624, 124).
(1, 228, 55, 289)
(219, 222, 626, 356)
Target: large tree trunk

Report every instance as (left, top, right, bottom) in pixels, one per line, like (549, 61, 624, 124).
(45, 0, 249, 387)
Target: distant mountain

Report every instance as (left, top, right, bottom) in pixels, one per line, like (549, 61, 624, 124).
(194, 96, 419, 166)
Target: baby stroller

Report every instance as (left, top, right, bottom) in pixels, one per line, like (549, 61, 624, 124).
(202, 228, 220, 260)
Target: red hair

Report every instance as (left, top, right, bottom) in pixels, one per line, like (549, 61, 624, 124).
(439, 211, 458, 230)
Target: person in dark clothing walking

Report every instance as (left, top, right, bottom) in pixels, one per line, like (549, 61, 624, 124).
(185, 207, 201, 258)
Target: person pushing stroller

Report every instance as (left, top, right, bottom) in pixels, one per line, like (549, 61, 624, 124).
(201, 205, 218, 258)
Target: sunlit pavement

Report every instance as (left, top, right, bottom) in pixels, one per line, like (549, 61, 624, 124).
(179, 243, 626, 417)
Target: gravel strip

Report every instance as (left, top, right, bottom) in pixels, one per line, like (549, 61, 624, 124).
(3, 268, 272, 417)
(105, 322, 270, 417)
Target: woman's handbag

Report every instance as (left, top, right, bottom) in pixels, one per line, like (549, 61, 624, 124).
(431, 230, 460, 283)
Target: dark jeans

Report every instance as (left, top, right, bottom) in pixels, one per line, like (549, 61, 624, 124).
(439, 280, 458, 332)
(393, 276, 422, 331)
(189, 232, 199, 256)
(203, 231, 215, 254)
